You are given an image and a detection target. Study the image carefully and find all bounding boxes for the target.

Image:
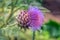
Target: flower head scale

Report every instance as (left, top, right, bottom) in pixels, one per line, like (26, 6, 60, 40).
(16, 6, 44, 31)
(16, 10, 29, 29)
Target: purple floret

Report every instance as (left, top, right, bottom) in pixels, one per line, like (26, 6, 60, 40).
(28, 6, 44, 31)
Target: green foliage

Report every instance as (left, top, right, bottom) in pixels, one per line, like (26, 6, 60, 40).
(44, 20, 60, 38)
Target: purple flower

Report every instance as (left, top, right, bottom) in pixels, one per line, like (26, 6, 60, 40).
(28, 6, 44, 31)
(16, 6, 44, 31)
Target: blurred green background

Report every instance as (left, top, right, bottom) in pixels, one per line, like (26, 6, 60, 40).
(0, 0, 60, 40)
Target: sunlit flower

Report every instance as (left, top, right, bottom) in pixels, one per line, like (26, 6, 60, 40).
(16, 6, 44, 31)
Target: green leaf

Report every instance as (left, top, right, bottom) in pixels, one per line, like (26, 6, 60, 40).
(43, 20, 60, 38)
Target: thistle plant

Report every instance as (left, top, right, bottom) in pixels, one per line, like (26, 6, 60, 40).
(16, 6, 44, 40)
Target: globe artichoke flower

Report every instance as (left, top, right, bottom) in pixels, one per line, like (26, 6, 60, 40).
(16, 6, 44, 31)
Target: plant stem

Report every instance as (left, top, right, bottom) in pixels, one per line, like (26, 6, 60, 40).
(32, 31, 35, 40)
(6, 0, 14, 22)
(1, 0, 5, 13)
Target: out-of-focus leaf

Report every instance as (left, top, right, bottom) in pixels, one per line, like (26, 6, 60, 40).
(0, 0, 3, 2)
(30, 1, 41, 6)
(36, 0, 43, 5)
(43, 20, 60, 38)
(0, 29, 3, 36)
(0, 36, 9, 40)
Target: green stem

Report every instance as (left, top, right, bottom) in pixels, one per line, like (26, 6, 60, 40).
(15, 0, 18, 5)
(6, 0, 14, 22)
(32, 31, 35, 40)
(2, 0, 4, 13)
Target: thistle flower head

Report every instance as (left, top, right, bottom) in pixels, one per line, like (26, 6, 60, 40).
(16, 6, 44, 31)
(16, 10, 29, 29)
